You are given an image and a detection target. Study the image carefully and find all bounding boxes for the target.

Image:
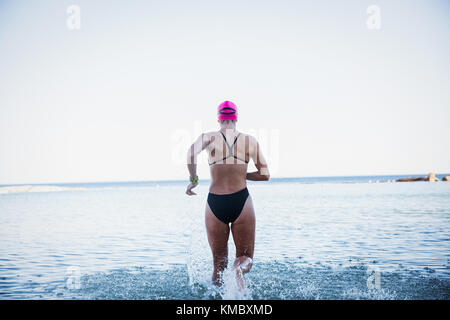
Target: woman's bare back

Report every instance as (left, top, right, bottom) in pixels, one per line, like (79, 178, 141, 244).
(204, 130, 257, 194)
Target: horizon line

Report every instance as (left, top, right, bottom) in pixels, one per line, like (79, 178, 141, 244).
(1, 172, 450, 187)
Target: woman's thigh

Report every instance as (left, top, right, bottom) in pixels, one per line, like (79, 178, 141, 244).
(205, 202, 230, 260)
(231, 195, 255, 258)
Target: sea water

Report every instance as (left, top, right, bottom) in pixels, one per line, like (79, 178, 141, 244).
(0, 176, 449, 299)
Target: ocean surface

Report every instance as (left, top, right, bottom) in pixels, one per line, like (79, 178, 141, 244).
(0, 175, 449, 300)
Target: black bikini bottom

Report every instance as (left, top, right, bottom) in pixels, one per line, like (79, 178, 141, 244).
(207, 187, 249, 224)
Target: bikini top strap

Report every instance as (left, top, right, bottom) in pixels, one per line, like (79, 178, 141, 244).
(220, 132, 240, 154)
(232, 133, 241, 147)
(209, 132, 244, 165)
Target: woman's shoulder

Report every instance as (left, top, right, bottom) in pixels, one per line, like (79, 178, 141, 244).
(202, 131, 257, 143)
(238, 132, 257, 143)
(202, 131, 220, 139)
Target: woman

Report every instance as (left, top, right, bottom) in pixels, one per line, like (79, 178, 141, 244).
(186, 100, 270, 289)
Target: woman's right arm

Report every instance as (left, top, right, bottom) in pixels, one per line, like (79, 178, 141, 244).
(186, 133, 211, 195)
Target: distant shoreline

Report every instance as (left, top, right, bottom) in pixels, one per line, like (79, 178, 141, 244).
(0, 185, 86, 194)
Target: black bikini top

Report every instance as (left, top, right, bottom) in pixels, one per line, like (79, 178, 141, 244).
(208, 132, 249, 166)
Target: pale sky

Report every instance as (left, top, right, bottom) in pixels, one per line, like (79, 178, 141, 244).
(0, 0, 449, 184)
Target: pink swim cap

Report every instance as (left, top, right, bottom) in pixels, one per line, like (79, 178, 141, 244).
(218, 101, 238, 120)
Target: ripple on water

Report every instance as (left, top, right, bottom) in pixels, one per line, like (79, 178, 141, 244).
(1, 181, 449, 299)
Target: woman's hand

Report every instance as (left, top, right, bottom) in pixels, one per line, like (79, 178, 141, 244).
(186, 182, 198, 196)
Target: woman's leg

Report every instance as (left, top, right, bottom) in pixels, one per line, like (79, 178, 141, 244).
(205, 202, 230, 286)
(231, 195, 255, 289)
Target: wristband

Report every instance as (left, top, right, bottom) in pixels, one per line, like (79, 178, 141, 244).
(189, 175, 198, 184)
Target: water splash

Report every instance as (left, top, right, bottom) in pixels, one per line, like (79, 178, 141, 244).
(185, 200, 211, 298)
(24, 259, 448, 300)
(219, 267, 252, 300)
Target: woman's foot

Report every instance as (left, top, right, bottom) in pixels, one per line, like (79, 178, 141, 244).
(235, 266, 245, 291)
(233, 256, 252, 291)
